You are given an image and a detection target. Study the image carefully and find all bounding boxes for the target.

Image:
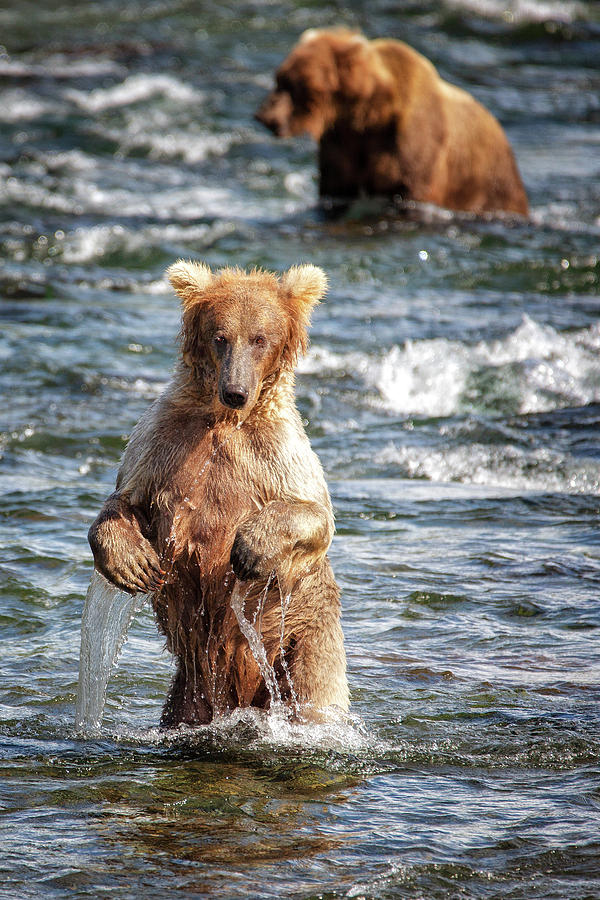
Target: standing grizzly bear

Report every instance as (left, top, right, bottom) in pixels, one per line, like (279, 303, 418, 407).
(88, 261, 349, 727)
(256, 27, 529, 216)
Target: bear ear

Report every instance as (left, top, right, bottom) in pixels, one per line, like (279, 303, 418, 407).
(335, 35, 376, 99)
(167, 260, 213, 310)
(280, 264, 328, 365)
(280, 263, 328, 312)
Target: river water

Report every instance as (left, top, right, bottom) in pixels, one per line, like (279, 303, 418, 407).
(1, 1, 599, 897)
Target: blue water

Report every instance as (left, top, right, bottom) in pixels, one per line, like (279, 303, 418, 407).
(1, 0, 599, 897)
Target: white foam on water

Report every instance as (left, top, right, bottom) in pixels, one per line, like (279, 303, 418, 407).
(0, 57, 124, 79)
(61, 224, 132, 263)
(210, 706, 372, 754)
(443, 0, 589, 23)
(44, 148, 102, 172)
(95, 102, 234, 163)
(65, 73, 201, 113)
(0, 472, 63, 493)
(0, 89, 59, 122)
(375, 338, 468, 418)
(304, 316, 600, 419)
(531, 204, 600, 234)
(298, 345, 369, 378)
(283, 170, 314, 198)
(60, 220, 233, 263)
(377, 441, 600, 494)
(134, 705, 373, 757)
(124, 128, 231, 163)
(1, 141, 305, 222)
(75, 570, 148, 734)
(1, 166, 241, 219)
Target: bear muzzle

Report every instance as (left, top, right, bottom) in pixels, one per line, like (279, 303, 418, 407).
(220, 385, 249, 409)
(217, 342, 259, 412)
(255, 91, 293, 138)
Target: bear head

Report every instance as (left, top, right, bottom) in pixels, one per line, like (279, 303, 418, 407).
(255, 28, 383, 140)
(167, 260, 327, 419)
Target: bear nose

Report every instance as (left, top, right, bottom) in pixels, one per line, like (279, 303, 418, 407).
(222, 386, 249, 409)
(255, 109, 280, 136)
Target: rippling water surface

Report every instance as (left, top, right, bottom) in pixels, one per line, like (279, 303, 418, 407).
(1, 1, 599, 897)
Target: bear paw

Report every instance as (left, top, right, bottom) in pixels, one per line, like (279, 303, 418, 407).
(230, 528, 278, 582)
(89, 519, 165, 595)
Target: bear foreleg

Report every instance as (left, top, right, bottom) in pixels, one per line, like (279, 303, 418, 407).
(88, 491, 164, 594)
(230, 499, 332, 586)
(289, 566, 350, 716)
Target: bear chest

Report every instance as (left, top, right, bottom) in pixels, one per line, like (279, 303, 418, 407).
(152, 431, 281, 559)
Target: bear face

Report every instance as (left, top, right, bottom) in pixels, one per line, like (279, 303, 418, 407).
(255, 29, 385, 141)
(179, 269, 286, 413)
(168, 261, 327, 421)
(255, 48, 336, 139)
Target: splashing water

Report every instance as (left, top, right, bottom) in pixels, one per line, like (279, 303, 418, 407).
(278, 588, 299, 714)
(230, 576, 284, 711)
(230, 577, 303, 721)
(75, 570, 148, 733)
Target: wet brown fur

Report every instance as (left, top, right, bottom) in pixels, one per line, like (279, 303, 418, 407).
(256, 27, 529, 216)
(88, 261, 349, 726)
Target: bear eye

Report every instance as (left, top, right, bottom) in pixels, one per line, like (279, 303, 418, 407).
(253, 334, 267, 348)
(214, 334, 227, 348)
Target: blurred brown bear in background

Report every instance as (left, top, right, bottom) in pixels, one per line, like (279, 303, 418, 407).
(256, 27, 529, 217)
